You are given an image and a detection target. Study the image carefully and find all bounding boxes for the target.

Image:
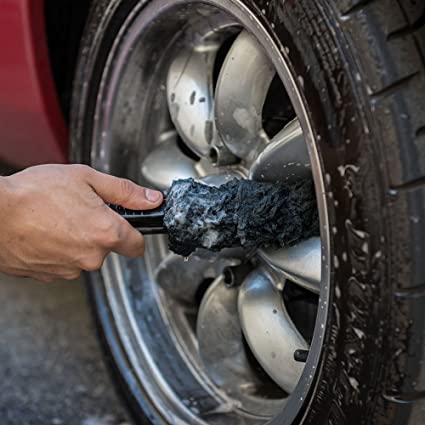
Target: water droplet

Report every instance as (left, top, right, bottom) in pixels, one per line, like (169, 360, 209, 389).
(334, 255, 340, 268)
(353, 327, 365, 339)
(335, 286, 341, 299)
(349, 377, 360, 392)
(298, 75, 304, 88)
(325, 173, 331, 184)
(410, 216, 419, 223)
(335, 285, 341, 300)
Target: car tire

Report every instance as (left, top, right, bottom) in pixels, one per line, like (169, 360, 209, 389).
(71, 0, 425, 424)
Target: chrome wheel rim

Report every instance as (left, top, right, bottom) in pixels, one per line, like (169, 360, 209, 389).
(91, 1, 330, 424)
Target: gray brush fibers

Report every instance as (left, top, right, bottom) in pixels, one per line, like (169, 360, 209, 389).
(163, 178, 319, 257)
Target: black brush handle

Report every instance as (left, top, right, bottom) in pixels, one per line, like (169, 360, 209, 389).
(109, 202, 167, 235)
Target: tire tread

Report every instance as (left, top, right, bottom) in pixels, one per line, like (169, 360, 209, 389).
(335, 0, 425, 185)
(370, 71, 420, 99)
(340, 0, 377, 16)
(331, 2, 425, 424)
(395, 284, 425, 299)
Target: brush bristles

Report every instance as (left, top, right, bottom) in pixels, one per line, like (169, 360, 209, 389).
(164, 178, 319, 257)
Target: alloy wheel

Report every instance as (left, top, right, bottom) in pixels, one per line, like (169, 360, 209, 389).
(91, 1, 330, 423)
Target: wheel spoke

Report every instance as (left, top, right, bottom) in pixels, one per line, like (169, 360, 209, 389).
(196, 275, 268, 393)
(238, 268, 308, 393)
(166, 47, 216, 157)
(155, 248, 245, 304)
(249, 118, 311, 183)
(155, 253, 213, 304)
(258, 238, 321, 294)
(214, 30, 275, 161)
(140, 135, 198, 190)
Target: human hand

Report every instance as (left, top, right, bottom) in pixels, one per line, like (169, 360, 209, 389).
(0, 164, 163, 282)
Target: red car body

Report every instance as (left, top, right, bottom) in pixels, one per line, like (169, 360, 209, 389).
(0, 0, 67, 168)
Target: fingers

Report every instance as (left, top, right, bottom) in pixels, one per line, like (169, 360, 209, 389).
(26, 270, 81, 283)
(111, 218, 146, 258)
(79, 166, 150, 259)
(29, 274, 56, 283)
(84, 168, 163, 210)
(88, 208, 146, 258)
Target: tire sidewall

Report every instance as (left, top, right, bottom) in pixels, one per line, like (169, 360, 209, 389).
(256, 1, 403, 424)
(71, 1, 408, 424)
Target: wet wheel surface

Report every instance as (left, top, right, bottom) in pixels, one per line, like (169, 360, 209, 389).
(71, 1, 425, 424)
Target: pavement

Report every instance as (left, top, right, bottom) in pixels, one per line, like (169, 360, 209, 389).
(0, 274, 131, 425)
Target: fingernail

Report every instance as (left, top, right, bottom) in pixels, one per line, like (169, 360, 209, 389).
(145, 188, 161, 202)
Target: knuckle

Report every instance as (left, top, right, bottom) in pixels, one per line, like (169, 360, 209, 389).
(39, 275, 54, 283)
(82, 254, 105, 272)
(104, 232, 120, 249)
(118, 178, 135, 202)
(65, 270, 81, 280)
(127, 237, 145, 258)
(71, 164, 87, 173)
(72, 164, 92, 178)
(98, 220, 123, 249)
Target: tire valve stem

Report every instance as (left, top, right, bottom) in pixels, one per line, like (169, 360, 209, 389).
(294, 349, 309, 363)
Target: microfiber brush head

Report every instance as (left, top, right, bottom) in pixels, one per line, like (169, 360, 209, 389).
(164, 178, 319, 257)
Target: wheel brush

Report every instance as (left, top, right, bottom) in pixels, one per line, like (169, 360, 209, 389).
(110, 178, 319, 257)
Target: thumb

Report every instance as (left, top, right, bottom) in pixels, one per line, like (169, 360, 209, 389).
(86, 168, 163, 210)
